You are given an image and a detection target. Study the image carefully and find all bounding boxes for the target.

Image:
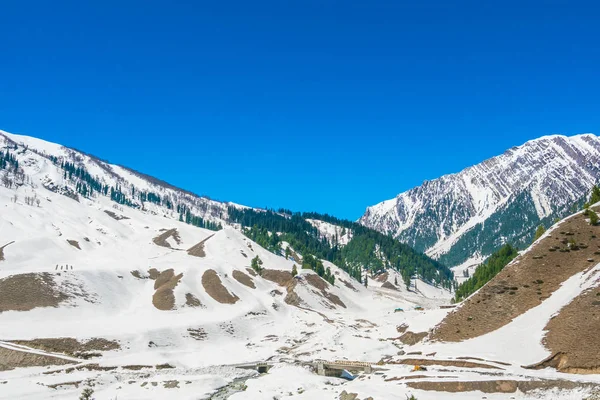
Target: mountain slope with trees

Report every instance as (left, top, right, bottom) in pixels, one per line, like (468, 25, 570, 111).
(229, 207, 454, 289)
(360, 134, 600, 267)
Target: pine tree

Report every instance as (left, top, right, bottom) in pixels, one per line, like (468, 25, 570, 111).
(251, 256, 264, 275)
(291, 264, 298, 277)
(591, 185, 600, 205)
(79, 387, 94, 400)
(533, 225, 546, 242)
(589, 210, 599, 226)
(454, 244, 518, 302)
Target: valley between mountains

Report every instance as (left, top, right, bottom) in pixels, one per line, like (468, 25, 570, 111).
(1, 130, 600, 399)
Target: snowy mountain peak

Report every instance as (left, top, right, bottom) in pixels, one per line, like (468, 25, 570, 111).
(0, 129, 231, 229)
(360, 133, 600, 267)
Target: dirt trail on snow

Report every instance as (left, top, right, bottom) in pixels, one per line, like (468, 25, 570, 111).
(187, 234, 214, 257)
(9, 338, 119, 359)
(0, 346, 76, 371)
(0, 241, 14, 261)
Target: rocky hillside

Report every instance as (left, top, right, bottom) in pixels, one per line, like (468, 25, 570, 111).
(429, 205, 600, 373)
(360, 134, 600, 267)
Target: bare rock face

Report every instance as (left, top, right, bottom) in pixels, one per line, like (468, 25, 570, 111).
(360, 134, 600, 266)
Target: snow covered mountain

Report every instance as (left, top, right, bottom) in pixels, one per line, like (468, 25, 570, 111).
(0, 130, 234, 231)
(2, 129, 600, 399)
(360, 134, 600, 268)
(0, 128, 460, 399)
(0, 129, 454, 291)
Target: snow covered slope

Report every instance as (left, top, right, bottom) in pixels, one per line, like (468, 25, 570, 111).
(0, 128, 457, 399)
(0, 129, 231, 229)
(2, 128, 598, 399)
(306, 218, 353, 246)
(360, 134, 600, 267)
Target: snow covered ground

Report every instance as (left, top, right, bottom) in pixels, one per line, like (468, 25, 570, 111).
(1, 130, 599, 399)
(0, 178, 448, 399)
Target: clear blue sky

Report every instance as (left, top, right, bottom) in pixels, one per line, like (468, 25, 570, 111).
(1, 1, 599, 219)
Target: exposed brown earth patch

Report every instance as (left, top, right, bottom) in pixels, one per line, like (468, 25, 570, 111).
(523, 283, 600, 373)
(323, 292, 346, 308)
(122, 364, 153, 370)
(10, 338, 119, 359)
(66, 239, 81, 250)
(381, 281, 398, 291)
(152, 269, 183, 310)
(246, 267, 257, 277)
(156, 363, 175, 369)
(152, 228, 181, 248)
(356, 319, 378, 327)
(374, 272, 388, 282)
(154, 269, 175, 289)
(130, 270, 147, 279)
(289, 248, 301, 262)
(283, 279, 301, 306)
(305, 273, 346, 308)
(10, 338, 121, 357)
(339, 279, 358, 291)
(254, 269, 304, 307)
(202, 270, 239, 304)
(104, 210, 129, 220)
(47, 380, 82, 389)
(390, 358, 501, 370)
(432, 209, 600, 342)
(305, 273, 328, 290)
(0, 273, 69, 312)
(148, 268, 160, 280)
(385, 375, 450, 381)
(43, 364, 118, 374)
(185, 293, 203, 308)
(187, 234, 214, 257)
(262, 269, 293, 286)
(232, 270, 255, 288)
(407, 379, 600, 394)
(0, 347, 75, 371)
(399, 331, 428, 345)
(0, 241, 14, 261)
(456, 356, 510, 366)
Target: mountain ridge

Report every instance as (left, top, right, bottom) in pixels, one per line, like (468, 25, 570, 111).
(0, 128, 453, 288)
(360, 133, 600, 267)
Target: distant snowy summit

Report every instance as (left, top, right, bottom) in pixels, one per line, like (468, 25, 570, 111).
(0, 129, 234, 229)
(360, 134, 600, 267)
